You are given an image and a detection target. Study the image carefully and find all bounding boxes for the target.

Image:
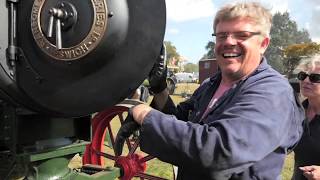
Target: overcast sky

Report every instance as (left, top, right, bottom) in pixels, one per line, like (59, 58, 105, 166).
(164, 0, 320, 63)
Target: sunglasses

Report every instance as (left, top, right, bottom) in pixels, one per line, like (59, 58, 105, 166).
(297, 71, 320, 83)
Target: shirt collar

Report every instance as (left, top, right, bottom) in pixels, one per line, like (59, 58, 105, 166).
(210, 56, 269, 84)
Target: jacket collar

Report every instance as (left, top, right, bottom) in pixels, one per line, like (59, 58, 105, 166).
(209, 56, 270, 84)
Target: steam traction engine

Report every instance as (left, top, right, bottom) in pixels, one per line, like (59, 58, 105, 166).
(0, 0, 168, 179)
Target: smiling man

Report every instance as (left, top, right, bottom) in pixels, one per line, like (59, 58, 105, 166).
(123, 2, 305, 180)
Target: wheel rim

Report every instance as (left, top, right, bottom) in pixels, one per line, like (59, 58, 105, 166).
(83, 101, 175, 180)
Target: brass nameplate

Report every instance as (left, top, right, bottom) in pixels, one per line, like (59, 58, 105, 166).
(31, 0, 108, 61)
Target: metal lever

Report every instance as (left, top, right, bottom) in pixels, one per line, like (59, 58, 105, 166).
(46, 3, 78, 50)
(46, 8, 65, 49)
(55, 18, 62, 49)
(6, 0, 19, 70)
(47, 13, 54, 38)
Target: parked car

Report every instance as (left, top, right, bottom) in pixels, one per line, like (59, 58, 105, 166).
(192, 73, 199, 83)
(175, 72, 194, 83)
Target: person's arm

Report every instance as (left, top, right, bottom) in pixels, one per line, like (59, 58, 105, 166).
(134, 85, 202, 123)
(137, 77, 304, 178)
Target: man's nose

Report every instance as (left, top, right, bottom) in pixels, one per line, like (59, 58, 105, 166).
(223, 35, 238, 44)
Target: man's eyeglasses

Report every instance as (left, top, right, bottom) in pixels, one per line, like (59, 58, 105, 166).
(212, 31, 261, 41)
(297, 71, 320, 83)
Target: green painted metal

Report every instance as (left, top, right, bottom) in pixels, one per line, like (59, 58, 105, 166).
(28, 141, 88, 162)
(28, 157, 120, 180)
(32, 157, 72, 179)
(23, 140, 120, 180)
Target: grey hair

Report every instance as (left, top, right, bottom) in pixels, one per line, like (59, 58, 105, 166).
(298, 54, 320, 72)
(213, 2, 272, 37)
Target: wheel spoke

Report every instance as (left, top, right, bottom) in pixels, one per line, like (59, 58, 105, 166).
(118, 112, 125, 123)
(117, 113, 133, 151)
(92, 148, 117, 161)
(139, 155, 155, 163)
(128, 138, 140, 155)
(125, 138, 133, 151)
(106, 122, 116, 149)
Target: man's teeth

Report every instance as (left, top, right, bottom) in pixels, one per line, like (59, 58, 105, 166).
(223, 53, 241, 58)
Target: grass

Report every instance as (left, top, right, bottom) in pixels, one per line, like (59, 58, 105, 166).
(173, 83, 200, 96)
(95, 83, 294, 179)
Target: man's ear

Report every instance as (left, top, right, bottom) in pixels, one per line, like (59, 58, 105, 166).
(259, 37, 270, 54)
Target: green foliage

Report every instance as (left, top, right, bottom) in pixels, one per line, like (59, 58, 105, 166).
(184, 63, 199, 73)
(164, 41, 180, 65)
(202, 41, 216, 59)
(265, 12, 312, 73)
(283, 42, 320, 76)
(284, 42, 320, 57)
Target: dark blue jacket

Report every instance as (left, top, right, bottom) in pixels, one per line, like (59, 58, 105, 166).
(140, 58, 304, 180)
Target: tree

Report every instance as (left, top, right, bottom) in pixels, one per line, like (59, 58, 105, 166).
(265, 12, 312, 73)
(202, 41, 215, 59)
(184, 63, 199, 73)
(283, 42, 320, 76)
(164, 41, 180, 65)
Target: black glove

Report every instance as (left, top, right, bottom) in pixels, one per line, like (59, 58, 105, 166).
(148, 44, 167, 94)
(114, 108, 140, 156)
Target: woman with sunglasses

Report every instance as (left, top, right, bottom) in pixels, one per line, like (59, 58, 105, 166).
(292, 54, 320, 180)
